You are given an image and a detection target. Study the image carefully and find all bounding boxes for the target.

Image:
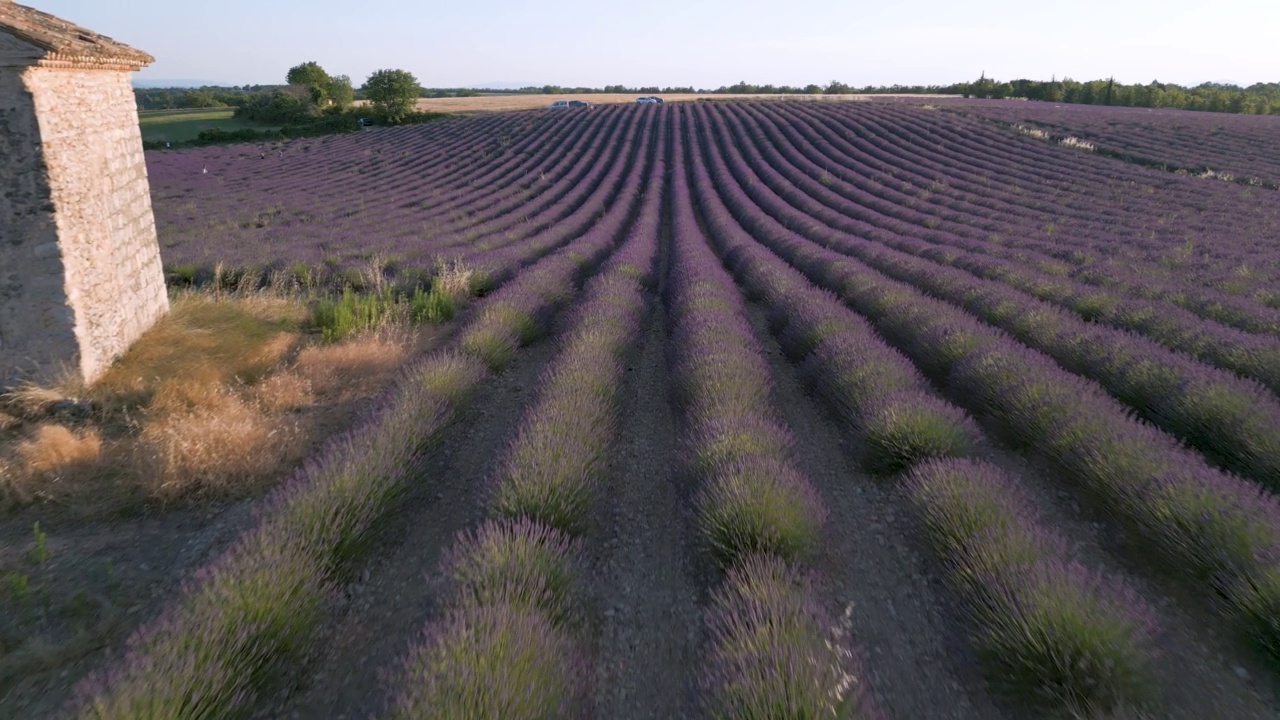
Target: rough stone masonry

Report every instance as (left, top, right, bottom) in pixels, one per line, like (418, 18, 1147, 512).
(0, 2, 167, 387)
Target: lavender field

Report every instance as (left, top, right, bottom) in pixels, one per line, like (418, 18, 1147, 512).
(59, 100, 1280, 718)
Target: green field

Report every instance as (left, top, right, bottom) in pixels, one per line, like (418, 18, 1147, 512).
(138, 107, 277, 143)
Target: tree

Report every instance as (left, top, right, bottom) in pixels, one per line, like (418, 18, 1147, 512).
(234, 86, 319, 124)
(287, 61, 330, 89)
(328, 75, 354, 109)
(363, 68, 421, 122)
(287, 61, 332, 104)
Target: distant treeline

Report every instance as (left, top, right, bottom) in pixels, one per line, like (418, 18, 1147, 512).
(136, 76, 1280, 116)
(427, 82, 967, 96)
(135, 85, 288, 111)
(966, 76, 1280, 115)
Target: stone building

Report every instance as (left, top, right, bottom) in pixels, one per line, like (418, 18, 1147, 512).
(0, 1, 167, 387)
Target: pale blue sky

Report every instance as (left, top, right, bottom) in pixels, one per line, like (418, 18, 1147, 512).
(31, 0, 1280, 88)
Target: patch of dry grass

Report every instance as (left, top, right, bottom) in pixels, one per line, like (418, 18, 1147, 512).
(85, 294, 305, 412)
(0, 291, 422, 514)
(10, 425, 107, 501)
(136, 389, 304, 501)
(295, 334, 410, 402)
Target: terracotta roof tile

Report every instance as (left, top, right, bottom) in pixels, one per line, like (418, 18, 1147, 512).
(0, 2, 153, 68)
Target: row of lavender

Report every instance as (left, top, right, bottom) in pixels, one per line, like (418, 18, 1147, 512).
(387, 147, 662, 716)
(781, 101, 1280, 321)
(458, 114, 660, 366)
(70, 112, 664, 720)
(679, 105, 1159, 713)
(868, 102, 1280, 315)
(736, 100, 1280, 394)
(665, 110, 875, 717)
(696, 102, 1280, 492)
(683, 103, 1280, 669)
(797, 101, 1280, 329)
(757, 98, 1280, 297)
(221, 107, 609, 269)
(146, 105, 641, 277)
(949, 98, 1280, 185)
(791, 101, 1272, 260)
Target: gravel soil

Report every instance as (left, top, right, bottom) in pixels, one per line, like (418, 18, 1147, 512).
(743, 300, 1009, 720)
(591, 303, 705, 720)
(255, 334, 560, 719)
(0, 498, 257, 719)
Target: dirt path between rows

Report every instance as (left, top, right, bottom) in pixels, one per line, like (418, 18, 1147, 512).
(252, 337, 559, 720)
(745, 294, 1280, 718)
(591, 302, 705, 719)
(742, 301, 1009, 720)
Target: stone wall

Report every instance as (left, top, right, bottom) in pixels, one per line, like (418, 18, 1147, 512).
(0, 45, 76, 384)
(0, 42, 168, 386)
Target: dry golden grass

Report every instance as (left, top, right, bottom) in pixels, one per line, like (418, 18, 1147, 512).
(295, 333, 411, 401)
(84, 293, 305, 410)
(14, 424, 104, 479)
(353, 92, 956, 115)
(136, 389, 303, 501)
(253, 372, 315, 414)
(0, 291, 423, 513)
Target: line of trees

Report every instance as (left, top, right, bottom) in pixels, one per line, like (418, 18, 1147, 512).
(434, 81, 968, 96)
(137, 63, 425, 125)
(235, 62, 421, 124)
(965, 74, 1280, 115)
(134, 85, 284, 111)
(138, 73, 1280, 118)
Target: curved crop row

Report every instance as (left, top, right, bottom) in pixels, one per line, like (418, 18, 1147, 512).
(69, 117, 659, 717)
(370, 109, 605, 250)
(743, 100, 1280, 339)
(426, 108, 634, 257)
(705, 103, 1280, 489)
(386, 152, 662, 717)
(747, 102, 1280, 389)
(955, 101, 1280, 188)
(666, 110, 875, 719)
(74, 351, 490, 719)
(690, 105, 1280, 662)
(458, 110, 659, 368)
(801, 102, 1280, 322)
(456, 108, 652, 280)
(684, 111, 1160, 712)
(149, 109, 617, 276)
(851, 104, 1280, 310)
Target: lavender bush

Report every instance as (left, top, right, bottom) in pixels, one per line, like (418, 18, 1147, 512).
(389, 603, 588, 720)
(703, 554, 874, 720)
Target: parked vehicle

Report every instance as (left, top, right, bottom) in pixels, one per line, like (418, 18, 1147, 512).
(636, 96, 664, 104)
(567, 100, 591, 108)
(549, 100, 592, 109)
